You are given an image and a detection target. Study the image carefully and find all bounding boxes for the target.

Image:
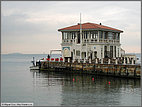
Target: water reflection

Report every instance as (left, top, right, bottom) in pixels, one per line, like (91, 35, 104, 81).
(31, 71, 140, 106)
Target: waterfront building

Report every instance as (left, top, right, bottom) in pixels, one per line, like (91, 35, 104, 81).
(58, 22, 124, 62)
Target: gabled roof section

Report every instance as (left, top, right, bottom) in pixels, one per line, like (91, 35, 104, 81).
(58, 22, 123, 32)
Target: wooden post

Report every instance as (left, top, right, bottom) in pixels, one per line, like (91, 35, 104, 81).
(94, 64, 96, 73)
(48, 61, 49, 70)
(82, 62, 83, 73)
(134, 67, 136, 77)
(114, 65, 117, 75)
(125, 66, 128, 76)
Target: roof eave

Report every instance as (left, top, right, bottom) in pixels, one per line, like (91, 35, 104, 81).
(58, 28, 123, 33)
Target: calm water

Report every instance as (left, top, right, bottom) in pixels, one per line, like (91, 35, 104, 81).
(1, 54, 141, 106)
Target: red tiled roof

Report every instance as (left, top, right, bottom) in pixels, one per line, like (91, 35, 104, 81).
(58, 22, 123, 32)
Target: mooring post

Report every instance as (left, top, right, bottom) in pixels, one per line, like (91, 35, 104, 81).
(70, 62, 72, 71)
(114, 65, 117, 75)
(48, 61, 49, 70)
(33, 57, 35, 66)
(119, 66, 121, 76)
(39, 60, 41, 70)
(134, 67, 136, 77)
(81, 60, 83, 73)
(94, 63, 96, 73)
(125, 66, 128, 76)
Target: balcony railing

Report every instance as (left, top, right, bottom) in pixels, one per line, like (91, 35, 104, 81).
(62, 39, 120, 44)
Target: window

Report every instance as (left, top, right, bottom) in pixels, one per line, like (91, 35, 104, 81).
(64, 32, 67, 39)
(62, 32, 64, 40)
(99, 31, 103, 39)
(72, 32, 75, 39)
(118, 33, 120, 40)
(90, 31, 98, 39)
(94, 51, 97, 58)
(76, 50, 80, 56)
(67, 32, 70, 39)
(112, 32, 116, 39)
(110, 46, 113, 58)
(104, 32, 108, 39)
(116, 33, 120, 40)
(115, 46, 116, 57)
(108, 32, 113, 39)
(74, 33, 76, 39)
(94, 31, 98, 38)
(71, 33, 73, 39)
(84, 31, 88, 39)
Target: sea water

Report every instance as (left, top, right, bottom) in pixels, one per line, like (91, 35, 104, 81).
(1, 53, 141, 106)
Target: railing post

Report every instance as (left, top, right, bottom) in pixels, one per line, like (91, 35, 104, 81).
(132, 59, 134, 65)
(89, 58, 91, 63)
(115, 59, 118, 64)
(101, 58, 103, 64)
(108, 59, 110, 64)
(123, 58, 126, 64)
(96, 58, 98, 64)
(84, 59, 86, 63)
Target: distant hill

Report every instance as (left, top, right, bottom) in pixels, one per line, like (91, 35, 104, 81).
(8, 53, 23, 55)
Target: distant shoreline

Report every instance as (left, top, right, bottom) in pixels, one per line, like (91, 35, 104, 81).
(1, 53, 141, 55)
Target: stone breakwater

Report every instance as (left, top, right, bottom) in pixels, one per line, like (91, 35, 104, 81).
(36, 61, 141, 79)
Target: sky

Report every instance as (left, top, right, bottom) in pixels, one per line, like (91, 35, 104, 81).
(1, 1, 141, 54)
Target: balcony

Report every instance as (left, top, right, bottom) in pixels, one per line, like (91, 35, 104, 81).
(98, 39, 120, 44)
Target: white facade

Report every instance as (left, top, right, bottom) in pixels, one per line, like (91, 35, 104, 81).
(59, 23, 123, 62)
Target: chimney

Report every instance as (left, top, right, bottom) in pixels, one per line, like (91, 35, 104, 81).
(100, 23, 102, 25)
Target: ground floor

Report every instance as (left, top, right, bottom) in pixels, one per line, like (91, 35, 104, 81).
(62, 44, 123, 62)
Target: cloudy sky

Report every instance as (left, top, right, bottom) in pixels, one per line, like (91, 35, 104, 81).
(1, 1, 141, 54)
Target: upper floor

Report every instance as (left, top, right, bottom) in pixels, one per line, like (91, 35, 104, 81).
(58, 22, 123, 45)
(61, 30, 120, 44)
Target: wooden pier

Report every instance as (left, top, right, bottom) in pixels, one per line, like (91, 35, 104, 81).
(36, 61, 141, 79)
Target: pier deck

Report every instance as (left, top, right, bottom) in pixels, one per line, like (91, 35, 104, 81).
(34, 61, 141, 79)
